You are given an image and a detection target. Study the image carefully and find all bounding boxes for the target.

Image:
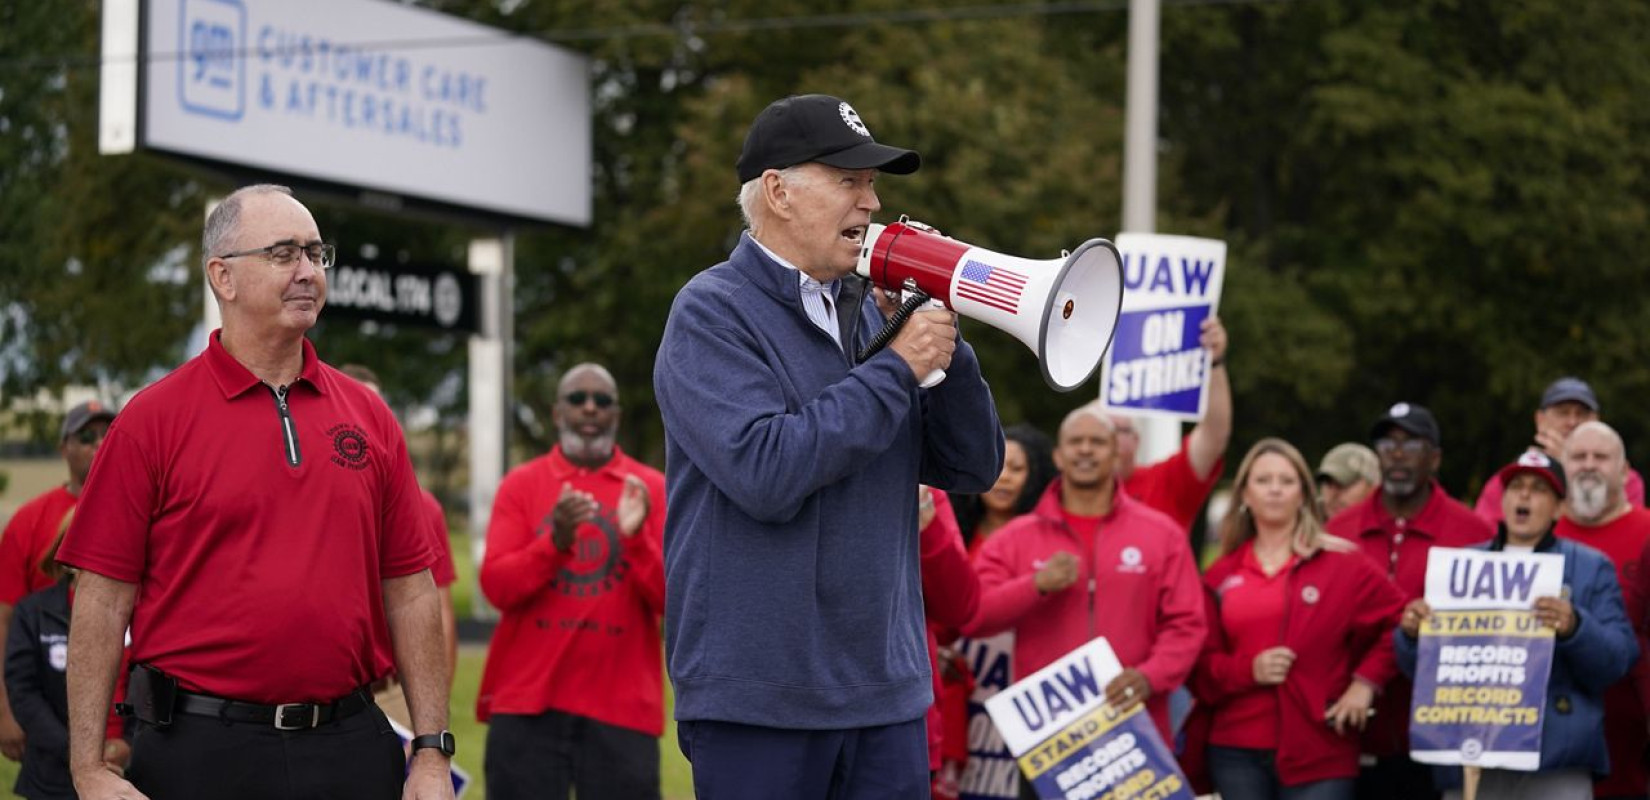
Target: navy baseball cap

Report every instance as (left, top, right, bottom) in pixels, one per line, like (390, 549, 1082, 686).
(736, 95, 920, 183)
(1370, 402, 1441, 447)
(60, 400, 116, 441)
(1540, 377, 1599, 411)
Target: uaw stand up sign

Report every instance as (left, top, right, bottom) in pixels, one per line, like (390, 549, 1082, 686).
(1410, 548, 1563, 770)
(984, 639, 1191, 800)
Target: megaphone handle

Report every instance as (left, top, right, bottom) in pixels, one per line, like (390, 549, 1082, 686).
(919, 369, 946, 388)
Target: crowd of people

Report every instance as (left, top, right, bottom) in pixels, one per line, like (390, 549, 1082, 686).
(1, 93, 1646, 800)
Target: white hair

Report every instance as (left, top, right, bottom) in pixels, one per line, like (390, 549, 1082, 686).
(736, 165, 815, 233)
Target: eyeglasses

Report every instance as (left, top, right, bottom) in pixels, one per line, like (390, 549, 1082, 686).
(71, 427, 107, 446)
(1374, 437, 1430, 456)
(217, 241, 336, 270)
(563, 391, 615, 409)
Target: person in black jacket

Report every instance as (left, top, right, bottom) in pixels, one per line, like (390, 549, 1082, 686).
(5, 524, 127, 800)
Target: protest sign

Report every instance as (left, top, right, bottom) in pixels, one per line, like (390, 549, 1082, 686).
(1410, 548, 1563, 770)
(1098, 234, 1226, 422)
(958, 632, 1019, 799)
(984, 638, 1191, 800)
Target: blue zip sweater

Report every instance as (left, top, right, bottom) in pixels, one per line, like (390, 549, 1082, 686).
(654, 233, 1004, 730)
(1395, 529, 1639, 786)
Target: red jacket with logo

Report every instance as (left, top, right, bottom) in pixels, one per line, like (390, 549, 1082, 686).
(476, 446, 667, 736)
(1185, 542, 1406, 788)
(964, 479, 1206, 741)
(1325, 482, 1492, 755)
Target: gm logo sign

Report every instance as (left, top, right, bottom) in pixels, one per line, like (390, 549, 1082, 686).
(177, 0, 246, 120)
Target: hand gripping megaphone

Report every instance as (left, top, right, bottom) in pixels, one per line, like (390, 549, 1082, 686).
(854, 218, 1124, 392)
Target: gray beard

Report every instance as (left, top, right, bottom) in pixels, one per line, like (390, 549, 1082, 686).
(1569, 474, 1612, 521)
(1383, 477, 1419, 498)
(560, 429, 616, 463)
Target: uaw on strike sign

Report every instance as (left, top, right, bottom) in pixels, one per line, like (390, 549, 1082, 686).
(1410, 548, 1563, 770)
(984, 639, 1190, 800)
(1099, 234, 1226, 422)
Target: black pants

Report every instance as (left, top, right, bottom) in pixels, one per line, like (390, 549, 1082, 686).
(1355, 755, 1438, 800)
(486, 710, 660, 800)
(126, 702, 404, 800)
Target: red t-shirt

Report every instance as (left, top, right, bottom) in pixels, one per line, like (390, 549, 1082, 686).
(1556, 508, 1650, 797)
(475, 446, 667, 736)
(1124, 434, 1224, 531)
(0, 486, 76, 606)
(58, 332, 433, 704)
(1208, 543, 1295, 749)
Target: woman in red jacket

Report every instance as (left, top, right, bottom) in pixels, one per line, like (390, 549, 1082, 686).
(1188, 438, 1405, 800)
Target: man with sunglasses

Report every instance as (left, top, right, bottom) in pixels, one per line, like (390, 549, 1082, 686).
(0, 401, 116, 763)
(1325, 402, 1492, 800)
(58, 184, 453, 800)
(476, 362, 666, 800)
(655, 95, 1004, 797)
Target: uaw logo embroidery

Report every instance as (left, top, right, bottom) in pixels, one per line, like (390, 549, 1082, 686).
(1116, 546, 1147, 574)
(1301, 585, 1321, 604)
(1216, 574, 1245, 596)
(538, 507, 631, 598)
(327, 423, 372, 470)
(838, 102, 871, 137)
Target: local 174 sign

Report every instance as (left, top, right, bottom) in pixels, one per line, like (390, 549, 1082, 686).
(325, 259, 479, 334)
(984, 638, 1191, 800)
(1410, 547, 1563, 771)
(1098, 234, 1225, 422)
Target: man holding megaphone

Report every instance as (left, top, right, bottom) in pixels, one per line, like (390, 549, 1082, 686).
(655, 94, 1006, 798)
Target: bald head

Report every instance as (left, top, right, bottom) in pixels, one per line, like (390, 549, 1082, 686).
(1563, 420, 1629, 523)
(1061, 405, 1117, 440)
(556, 363, 618, 400)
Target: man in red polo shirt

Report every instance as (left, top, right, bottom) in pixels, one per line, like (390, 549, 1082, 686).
(1556, 421, 1650, 800)
(0, 400, 115, 762)
(58, 184, 453, 800)
(966, 407, 1205, 771)
(1110, 317, 1230, 531)
(1325, 402, 1492, 800)
(477, 363, 666, 800)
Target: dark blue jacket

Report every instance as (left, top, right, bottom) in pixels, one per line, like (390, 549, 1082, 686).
(5, 578, 74, 800)
(1395, 530, 1638, 786)
(655, 233, 1003, 729)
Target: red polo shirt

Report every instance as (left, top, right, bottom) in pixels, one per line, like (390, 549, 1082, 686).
(0, 486, 76, 605)
(1325, 482, 1492, 756)
(1207, 544, 1295, 749)
(59, 331, 432, 704)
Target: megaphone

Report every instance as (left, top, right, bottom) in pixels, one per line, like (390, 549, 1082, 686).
(855, 218, 1124, 392)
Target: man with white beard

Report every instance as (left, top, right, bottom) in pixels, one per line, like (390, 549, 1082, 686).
(1556, 420, 1650, 800)
(475, 363, 669, 799)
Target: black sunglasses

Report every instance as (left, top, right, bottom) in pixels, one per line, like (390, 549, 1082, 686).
(71, 427, 107, 445)
(563, 391, 615, 409)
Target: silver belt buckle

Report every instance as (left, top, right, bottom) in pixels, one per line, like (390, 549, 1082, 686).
(273, 703, 319, 730)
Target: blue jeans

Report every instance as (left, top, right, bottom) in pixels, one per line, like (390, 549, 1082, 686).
(1208, 745, 1355, 800)
(677, 717, 927, 800)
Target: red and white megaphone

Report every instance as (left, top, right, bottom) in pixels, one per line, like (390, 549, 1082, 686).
(855, 218, 1124, 392)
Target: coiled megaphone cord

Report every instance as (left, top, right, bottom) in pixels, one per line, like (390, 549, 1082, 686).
(858, 290, 933, 363)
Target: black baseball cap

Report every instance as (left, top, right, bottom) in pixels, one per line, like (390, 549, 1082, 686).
(735, 94, 920, 183)
(1370, 402, 1442, 447)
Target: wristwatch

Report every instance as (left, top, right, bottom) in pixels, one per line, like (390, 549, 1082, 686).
(411, 730, 457, 758)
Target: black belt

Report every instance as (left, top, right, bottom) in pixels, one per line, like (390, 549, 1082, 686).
(175, 688, 373, 730)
